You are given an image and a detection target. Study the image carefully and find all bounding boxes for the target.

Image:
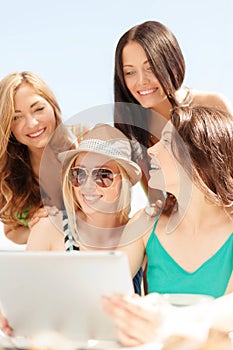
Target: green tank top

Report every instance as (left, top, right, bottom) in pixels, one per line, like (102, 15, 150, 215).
(146, 216, 233, 298)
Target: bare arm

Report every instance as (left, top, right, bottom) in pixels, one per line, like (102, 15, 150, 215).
(26, 214, 64, 251)
(119, 209, 154, 278)
(4, 223, 29, 245)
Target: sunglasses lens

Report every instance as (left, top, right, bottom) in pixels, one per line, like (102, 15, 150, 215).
(69, 168, 116, 188)
(93, 169, 114, 188)
(69, 168, 86, 187)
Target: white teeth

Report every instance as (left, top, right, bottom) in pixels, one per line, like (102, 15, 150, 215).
(151, 164, 160, 170)
(84, 195, 99, 201)
(28, 128, 45, 138)
(139, 89, 155, 95)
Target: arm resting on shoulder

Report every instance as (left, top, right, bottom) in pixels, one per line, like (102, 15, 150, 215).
(3, 206, 59, 244)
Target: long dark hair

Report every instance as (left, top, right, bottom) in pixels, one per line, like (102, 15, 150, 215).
(171, 105, 233, 206)
(114, 20, 185, 147)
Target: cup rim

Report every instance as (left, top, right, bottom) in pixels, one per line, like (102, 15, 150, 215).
(162, 293, 214, 307)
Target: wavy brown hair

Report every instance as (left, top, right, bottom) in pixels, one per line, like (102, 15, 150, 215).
(171, 105, 233, 207)
(0, 71, 62, 225)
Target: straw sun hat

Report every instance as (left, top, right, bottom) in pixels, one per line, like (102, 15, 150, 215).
(59, 123, 142, 185)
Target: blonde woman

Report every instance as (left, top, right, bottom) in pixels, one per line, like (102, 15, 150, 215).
(26, 123, 151, 291)
(0, 71, 74, 244)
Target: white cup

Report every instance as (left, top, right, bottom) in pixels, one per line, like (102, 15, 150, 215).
(159, 293, 214, 344)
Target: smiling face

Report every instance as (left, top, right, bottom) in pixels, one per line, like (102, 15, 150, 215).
(11, 83, 57, 153)
(122, 41, 167, 109)
(72, 152, 122, 216)
(148, 122, 181, 195)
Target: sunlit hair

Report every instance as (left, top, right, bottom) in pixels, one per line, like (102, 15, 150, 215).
(0, 71, 62, 225)
(170, 105, 233, 207)
(62, 154, 132, 239)
(114, 20, 185, 148)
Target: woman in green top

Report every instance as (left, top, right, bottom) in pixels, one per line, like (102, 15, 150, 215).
(103, 105, 233, 346)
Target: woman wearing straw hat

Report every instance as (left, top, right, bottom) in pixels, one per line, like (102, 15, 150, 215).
(26, 123, 154, 287)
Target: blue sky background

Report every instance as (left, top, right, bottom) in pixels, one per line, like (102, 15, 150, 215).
(1, 0, 233, 121)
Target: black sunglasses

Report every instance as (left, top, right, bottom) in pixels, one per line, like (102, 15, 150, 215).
(68, 167, 120, 188)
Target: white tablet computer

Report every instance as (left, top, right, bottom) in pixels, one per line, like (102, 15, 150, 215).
(0, 250, 133, 349)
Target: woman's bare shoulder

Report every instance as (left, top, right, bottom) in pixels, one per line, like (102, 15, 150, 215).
(125, 208, 155, 238)
(191, 89, 233, 113)
(116, 208, 155, 246)
(130, 207, 156, 223)
(26, 212, 64, 251)
(32, 212, 63, 232)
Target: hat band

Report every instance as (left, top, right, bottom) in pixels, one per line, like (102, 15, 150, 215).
(78, 139, 132, 161)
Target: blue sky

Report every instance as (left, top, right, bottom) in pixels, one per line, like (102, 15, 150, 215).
(1, 0, 233, 121)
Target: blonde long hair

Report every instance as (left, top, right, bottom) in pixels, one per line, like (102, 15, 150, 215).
(62, 154, 132, 240)
(0, 71, 62, 225)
